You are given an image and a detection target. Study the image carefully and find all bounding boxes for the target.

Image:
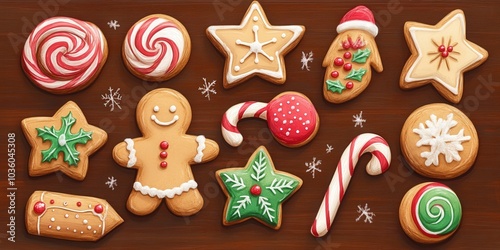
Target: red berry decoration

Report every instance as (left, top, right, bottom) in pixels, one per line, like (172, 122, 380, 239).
(77, 201, 82, 207)
(334, 57, 344, 66)
(438, 45, 446, 52)
(160, 161, 167, 168)
(50, 199, 54, 204)
(160, 151, 168, 159)
(250, 185, 262, 196)
(33, 201, 46, 215)
(94, 204, 103, 214)
(342, 41, 350, 49)
(447, 46, 453, 52)
(346, 81, 354, 89)
(159, 141, 169, 150)
(330, 71, 339, 78)
(441, 51, 449, 57)
(343, 63, 352, 71)
(343, 52, 352, 59)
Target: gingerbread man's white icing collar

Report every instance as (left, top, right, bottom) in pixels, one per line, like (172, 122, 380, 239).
(150, 105, 179, 126)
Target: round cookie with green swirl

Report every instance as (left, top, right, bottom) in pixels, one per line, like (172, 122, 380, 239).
(399, 182, 462, 244)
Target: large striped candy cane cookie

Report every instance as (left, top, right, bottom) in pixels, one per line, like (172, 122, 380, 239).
(311, 133, 391, 237)
(399, 182, 462, 244)
(123, 14, 191, 82)
(221, 91, 319, 148)
(22, 17, 108, 94)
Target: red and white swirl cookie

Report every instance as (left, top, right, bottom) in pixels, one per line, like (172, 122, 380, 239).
(123, 14, 191, 82)
(22, 17, 108, 94)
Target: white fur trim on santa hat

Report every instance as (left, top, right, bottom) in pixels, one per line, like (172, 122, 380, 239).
(337, 20, 378, 37)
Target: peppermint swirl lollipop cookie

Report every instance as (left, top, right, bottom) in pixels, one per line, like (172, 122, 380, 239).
(123, 14, 191, 81)
(22, 17, 108, 94)
(399, 182, 462, 244)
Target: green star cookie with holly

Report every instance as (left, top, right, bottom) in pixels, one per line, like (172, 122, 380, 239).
(215, 146, 302, 230)
(21, 101, 107, 181)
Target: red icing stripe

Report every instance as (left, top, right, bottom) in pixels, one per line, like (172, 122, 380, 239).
(311, 220, 319, 237)
(221, 113, 238, 133)
(254, 106, 267, 117)
(238, 102, 255, 120)
(325, 188, 331, 229)
(337, 161, 344, 202)
(410, 183, 447, 238)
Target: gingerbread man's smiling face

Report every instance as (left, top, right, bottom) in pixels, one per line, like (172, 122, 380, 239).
(136, 89, 192, 136)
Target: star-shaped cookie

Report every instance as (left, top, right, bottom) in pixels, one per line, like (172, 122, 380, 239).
(21, 101, 107, 181)
(400, 9, 488, 103)
(206, 1, 305, 89)
(215, 146, 302, 230)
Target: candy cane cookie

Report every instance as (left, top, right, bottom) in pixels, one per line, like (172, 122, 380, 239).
(221, 91, 319, 148)
(311, 133, 391, 237)
(123, 14, 191, 82)
(399, 182, 462, 244)
(22, 17, 108, 94)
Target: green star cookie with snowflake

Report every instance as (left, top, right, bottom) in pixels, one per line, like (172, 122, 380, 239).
(216, 146, 303, 230)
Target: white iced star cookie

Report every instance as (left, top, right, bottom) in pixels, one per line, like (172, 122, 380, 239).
(400, 10, 488, 103)
(206, 1, 305, 89)
(400, 103, 478, 179)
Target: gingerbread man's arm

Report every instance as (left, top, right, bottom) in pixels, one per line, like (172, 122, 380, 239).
(188, 135, 219, 165)
(113, 138, 140, 169)
(366, 36, 383, 73)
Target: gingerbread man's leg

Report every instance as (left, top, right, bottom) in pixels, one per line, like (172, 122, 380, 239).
(164, 162, 204, 216)
(127, 190, 162, 216)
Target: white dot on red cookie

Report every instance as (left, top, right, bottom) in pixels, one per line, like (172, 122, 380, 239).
(50, 217, 55, 222)
(305, 127, 309, 130)
(299, 117, 303, 120)
(288, 128, 291, 131)
(280, 128, 283, 131)
(306, 120, 310, 124)
(296, 102, 300, 106)
(296, 109, 300, 112)
(273, 113, 276, 116)
(287, 101, 290, 104)
(283, 120, 287, 124)
(290, 120, 293, 124)
(274, 118, 278, 122)
(288, 111, 292, 114)
(282, 114, 285, 117)
(291, 106, 295, 109)
(304, 113, 308, 116)
(278, 108, 282, 112)
(291, 96, 295, 100)
(83, 219, 88, 225)
(296, 130, 300, 133)
(286, 132, 290, 136)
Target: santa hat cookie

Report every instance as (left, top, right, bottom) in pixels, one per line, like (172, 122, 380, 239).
(336, 5, 378, 37)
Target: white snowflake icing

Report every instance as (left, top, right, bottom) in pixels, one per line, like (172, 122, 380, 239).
(105, 176, 117, 190)
(236, 25, 276, 64)
(198, 78, 217, 100)
(251, 151, 267, 182)
(101, 87, 122, 111)
(413, 113, 471, 166)
(326, 144, 334, 154)
(301, 51, 313, 71)
(232, 195, 251, 218)
(305, 157, 322, 178)
(355, 203, 375, 223)
(258, 196, 275, 222)
(353, 111, 366, 128)
(266, 178, 294, 195)
(223, 173, 246, 190)
(107, 20, 120, 30)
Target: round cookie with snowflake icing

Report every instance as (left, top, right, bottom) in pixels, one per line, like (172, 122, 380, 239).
(400, 103, 478, 179)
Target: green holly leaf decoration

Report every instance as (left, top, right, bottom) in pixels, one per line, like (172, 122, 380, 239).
(345, 68, 367, 82)
(218, 147, 301, 228)
(352, 49, 371, 64)
(326, 79, 345, 94)
(36, 112, 93, 166)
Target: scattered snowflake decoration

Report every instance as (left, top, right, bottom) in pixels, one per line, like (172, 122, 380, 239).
(413, 113, 471, 166)
(198, 78, 217, 100)
(36, 112, 92, 166)
(305, 157, 322, 178)
(352, 111, 366, 128)
(355, 203, 375, 223)
(217, 147, 301, 229)
(301, 51, 314, 71)
(107, 20, 120, 30)
(326, 144, 334, 154)
(101, 87, 122, 111)
(105, 176, 118, 190)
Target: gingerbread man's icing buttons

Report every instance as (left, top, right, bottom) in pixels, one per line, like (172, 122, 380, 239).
(21, 101, 108, 181)
(400, 103, 478, 179)
(113, 88, 220, 216)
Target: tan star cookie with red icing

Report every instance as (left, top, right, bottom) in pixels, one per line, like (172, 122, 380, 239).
(400, 9, 488, 103)
(21, 101, 107, 181)
(112, 88, 219, 216)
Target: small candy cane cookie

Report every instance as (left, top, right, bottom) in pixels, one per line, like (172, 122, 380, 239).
(123, 14, 191, 81)
(26, 191, 123, 241)
(399, 182, 462, 244)
(22, 17, 108, 94)
(401, 103, 478, 179)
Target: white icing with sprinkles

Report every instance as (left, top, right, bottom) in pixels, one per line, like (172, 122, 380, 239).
(234, 66, 240, 72)
(83, 219, 88, 225)
(253, 16, 258, 21)
(282, 33, 286, 38)
(50, 217, 55, 222)
(56, 226, 61, 231)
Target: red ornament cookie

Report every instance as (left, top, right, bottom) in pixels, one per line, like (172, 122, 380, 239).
(221, 91, 319, 148)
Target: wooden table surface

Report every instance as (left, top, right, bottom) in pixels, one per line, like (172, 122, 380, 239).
(1, 0, 499, 249)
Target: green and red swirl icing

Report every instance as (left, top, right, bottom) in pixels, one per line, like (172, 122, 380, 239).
(411, 182, 462, 237)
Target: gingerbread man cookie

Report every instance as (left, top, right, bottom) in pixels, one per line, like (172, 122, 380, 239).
(113, 88, 219, 216)
(21, 101, 107, 181)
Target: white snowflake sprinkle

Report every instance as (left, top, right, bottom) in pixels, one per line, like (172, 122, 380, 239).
(353, 111, 366, 128)
(413, 113, 471, 166)
(105, 176, 118, 190)
(301, 51, 313, 71)
(198, 78, 217, 100)
(326, 144, 334, 154)
(305, 157, 322, 178)
(107, 20, 120, 30)
(356, 203, 375, 223)
(101, 87, 122, 111)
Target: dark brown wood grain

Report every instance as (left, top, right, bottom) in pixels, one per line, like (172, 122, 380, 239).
(1, 0, 499, 248)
